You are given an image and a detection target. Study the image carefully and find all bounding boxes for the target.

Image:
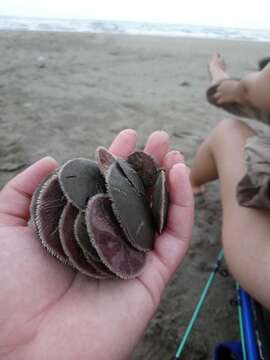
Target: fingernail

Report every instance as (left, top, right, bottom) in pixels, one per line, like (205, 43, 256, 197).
(172, 162, 186, 171)
(172, 150, 184, 160)
(42, 156, 57, 162)
(154, 130, 169, 137)
(42, 156, 58, 166)
(120, 128, 137, 138)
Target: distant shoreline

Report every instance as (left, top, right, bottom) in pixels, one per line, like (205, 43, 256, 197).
(0, 16, 269, 43)
(0, 29, 268, 47)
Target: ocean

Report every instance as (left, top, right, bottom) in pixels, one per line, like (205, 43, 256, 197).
(0, 16, 269, 42)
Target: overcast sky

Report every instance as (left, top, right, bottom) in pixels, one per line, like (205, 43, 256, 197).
(1, 0, 270, 29)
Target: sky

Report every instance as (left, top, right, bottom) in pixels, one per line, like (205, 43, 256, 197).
(1, 0, 270, 30)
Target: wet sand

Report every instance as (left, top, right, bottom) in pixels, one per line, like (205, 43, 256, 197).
(0, 31, 268, 359)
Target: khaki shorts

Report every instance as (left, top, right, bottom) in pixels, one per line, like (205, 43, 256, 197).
(237, 135, 270, 208)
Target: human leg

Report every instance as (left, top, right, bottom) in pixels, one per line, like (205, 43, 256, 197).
(190, 118, 270, 309)
(208, 53, 245, 105)
(208, 54, 270, 111)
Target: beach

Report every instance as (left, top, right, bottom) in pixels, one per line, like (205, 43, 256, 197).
(0, 31, 269, 359)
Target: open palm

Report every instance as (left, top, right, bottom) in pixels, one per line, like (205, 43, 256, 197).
(0, 129, 193, 360)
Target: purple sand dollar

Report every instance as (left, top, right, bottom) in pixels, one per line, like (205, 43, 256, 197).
(59, 203, 112, 279)
(86, 194, 146, 279)
(127, 151, 158, 188)
(35, 174, 70, 264)
(74, 211, 101, 263)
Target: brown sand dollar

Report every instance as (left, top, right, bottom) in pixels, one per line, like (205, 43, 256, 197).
(152, 170, 169, 233)
(128, 151, 158, 187)
(106, 161, 155, 251)
(59, 158, 106, 209)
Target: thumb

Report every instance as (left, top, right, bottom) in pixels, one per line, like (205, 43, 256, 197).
(0, 157, 58, 226)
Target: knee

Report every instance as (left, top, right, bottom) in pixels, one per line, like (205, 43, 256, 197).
(215, 117, 252, 135)
(209, 118, 255, 149)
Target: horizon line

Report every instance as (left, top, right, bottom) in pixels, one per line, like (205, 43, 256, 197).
(0, 14, 269, 31)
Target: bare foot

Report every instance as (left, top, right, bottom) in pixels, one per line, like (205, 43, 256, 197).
(208, 54, 245, 105)
(214, 79, 245, 105)
(208, 53, 229, 84)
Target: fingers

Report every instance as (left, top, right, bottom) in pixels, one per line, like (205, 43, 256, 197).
(108, 129, 137, 158)
(214, 80, 239, 105)
(144, 131, 170, 165)
(168, 163, 194, 209)
(109, 129, 170, 166)
(214, 88, 222, 102)
(138, 162, 194, 308)
(214, 89, 227, 105)
(155, 163, 194, 271)
(0, 157, 58, 226)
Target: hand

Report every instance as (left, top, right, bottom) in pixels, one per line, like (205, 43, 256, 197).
(214, 79, 247, 105)
(0, 129, 194, 360)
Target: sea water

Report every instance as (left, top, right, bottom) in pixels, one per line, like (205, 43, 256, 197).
(0, 16, 269, 42)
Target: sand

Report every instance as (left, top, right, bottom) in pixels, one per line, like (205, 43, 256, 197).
(0, 30, 269, 359)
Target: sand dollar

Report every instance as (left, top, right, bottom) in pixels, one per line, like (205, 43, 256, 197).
(59, 158, 106, 209)
(86, 194, 146, 279)
(59, 203, 111, 278)
(34, 173, 70, 264)
(128, 151, 158, 187)
(152, 170, 169, 233)
(107, 161, 155, 251)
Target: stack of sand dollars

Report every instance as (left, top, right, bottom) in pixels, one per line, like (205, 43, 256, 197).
(30, 147, 169, 280)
